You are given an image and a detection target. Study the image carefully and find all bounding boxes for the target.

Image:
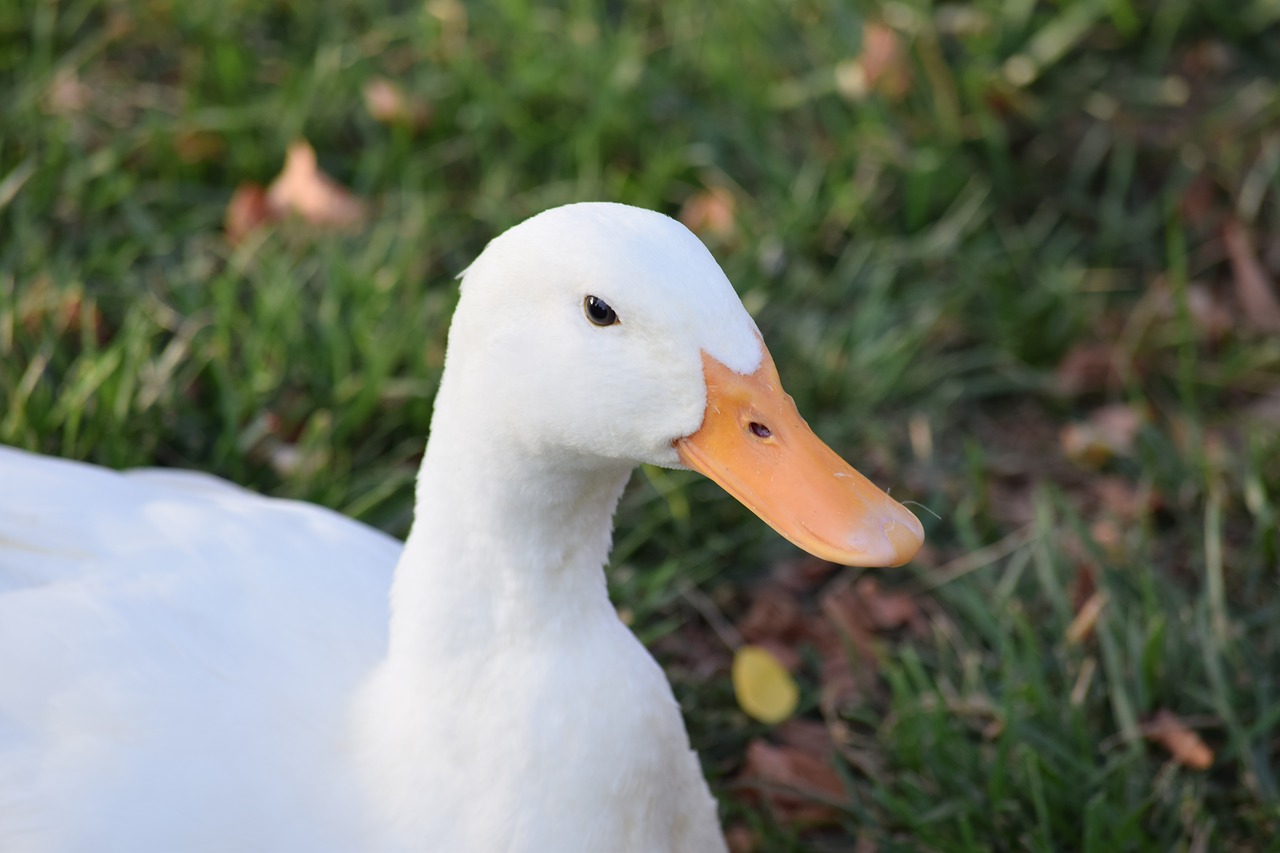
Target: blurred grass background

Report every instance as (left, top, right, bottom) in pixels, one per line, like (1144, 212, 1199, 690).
(2, 0, 1279, 849)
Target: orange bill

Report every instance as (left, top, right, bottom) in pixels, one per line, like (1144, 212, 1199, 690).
(674, 347, 924, 567)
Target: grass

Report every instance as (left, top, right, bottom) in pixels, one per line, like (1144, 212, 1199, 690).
(3, 0, 1280, 849)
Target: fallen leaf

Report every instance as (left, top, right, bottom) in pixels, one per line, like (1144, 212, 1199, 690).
(1070, 561, 1097, 615)
(819, 584, 885, 665)
(1177, 173, 1220, 229)
(815, 586, 878, 715)
(1147, 709, 1214, 770)
(224, 183, 272, 246)
(1061, 403, 1143, 467)
(266, 141, 368, 229)
(811, 623, 863, 716)
(1055, 342, 1123, 397)
(773, 718, 836, 761)
(737, 582, 804, 645)
(42, 69, 91, 116)
(1223, 218, 1280, 332)
(1245, 389, 1280, 426)
(836, 21, 911, 101)
(1186, 283, 1234, 342)
(362, 77, 432, 130)
(226, 141, 369, 244)
(724, 825, 758, 853)
(732, 645, 799, 725)
(1065, 590, 1106, 645)
(737, 739, 848, 826)
(771, 556, 837, 593)
(854, 577, 919, 631)
(679, 186, 737, 241)
(1089, 519, 1123, 556)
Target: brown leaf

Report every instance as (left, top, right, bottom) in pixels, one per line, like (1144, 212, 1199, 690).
(1065, 591, 1106, 645)
(1061, 403, 1144, 468)
(1223, 217, 1280, 332)
(266, 140, 368, 229)
(774, 718, 837, 762)
(819, 585, 879, 667)
(1147, 709, 1214, 770)
(1186, 284, 1234, 342)
(1177, 173, 1220, 229)
(812, 626, 863, 715)
(1092, 475, 1155, 522)
(362, 77, 432, 130)
(737, 583, 804, 645)
(42, 69, 91, 116)
(814, 587, 877, 715)
(224, 183, 272, 246)
(1245, 389, 1280, 426)
(861, 22, 910, 98)
(1055, 342, 1123, 397)
(836, 22, 911, 101)
(679, 186, 737, 241)
(855, 577, 920, 631)
(226, 142, 370, 244)
(1070, 561, 1097, 615)
(771, 556, 838, 593)
(737, 739, 848, 826)
(724, 825, 758, 853)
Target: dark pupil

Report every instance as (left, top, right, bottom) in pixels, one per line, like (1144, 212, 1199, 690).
(585, 296, 617, 325)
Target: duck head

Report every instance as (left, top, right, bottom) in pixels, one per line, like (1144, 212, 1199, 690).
(448, 202, 923, 567)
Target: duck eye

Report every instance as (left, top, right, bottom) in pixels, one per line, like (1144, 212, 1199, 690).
(583, 295, 619, 327)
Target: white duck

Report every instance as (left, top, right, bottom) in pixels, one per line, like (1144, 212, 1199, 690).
(0, 202, 923, 852)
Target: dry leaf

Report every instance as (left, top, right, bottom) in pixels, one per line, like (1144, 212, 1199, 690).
(226, 141, 369, 244)
(814, 588, 876, 715)
(224, 183, 272, 246)
(773, 719, 836, 758)
(1223, 218, 1280, 332)
(1245, 389, 1280, 426)
(679, 187, 737, 241)
(43, 69, 91, 116)
(1065, 591, 1106, 645)
(771, 556, 837, 593)
(738, 740, 848, 826)
(1055, 342, 1123, 397)
(855, 577, 919, 632)
(1092, 475, 1155, 522)
(1061, 403, 1143, 467)
(724, 825, 758, 853)
(1147, 709, 1214, 769)
(732, 645, 799, 725)
(1178, 173, 1219, 229)
(1185, 283, 1234, 342)
(266, 141, 367, 229)
(836, 21, 911, 101)
(738, 583, 804, 645)
(362, 77, 432, 129)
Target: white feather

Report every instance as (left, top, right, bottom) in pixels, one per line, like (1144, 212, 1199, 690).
(0, 203, 755, 852)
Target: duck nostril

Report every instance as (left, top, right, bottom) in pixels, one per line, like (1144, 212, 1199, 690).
(748, 422, 773, 439)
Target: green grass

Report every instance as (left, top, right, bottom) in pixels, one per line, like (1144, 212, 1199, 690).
(3, 0, 1279, 849)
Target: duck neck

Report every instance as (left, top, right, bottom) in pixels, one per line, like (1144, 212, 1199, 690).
(386, 396, 633, 663)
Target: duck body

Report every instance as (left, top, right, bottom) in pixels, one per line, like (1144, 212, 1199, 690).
(0, 449, 396, 851)
(0, 203, 922, 851)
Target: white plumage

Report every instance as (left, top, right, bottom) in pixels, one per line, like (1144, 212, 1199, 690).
(0, 203, 921, 851)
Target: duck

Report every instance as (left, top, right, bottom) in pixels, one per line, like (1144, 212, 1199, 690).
(0, 202, 923, 852)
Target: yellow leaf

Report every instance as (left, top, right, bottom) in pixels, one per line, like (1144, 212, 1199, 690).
(732, 645, 798, 724)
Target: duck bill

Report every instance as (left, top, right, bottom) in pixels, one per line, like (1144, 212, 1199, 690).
(674, 348, 923, 568)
